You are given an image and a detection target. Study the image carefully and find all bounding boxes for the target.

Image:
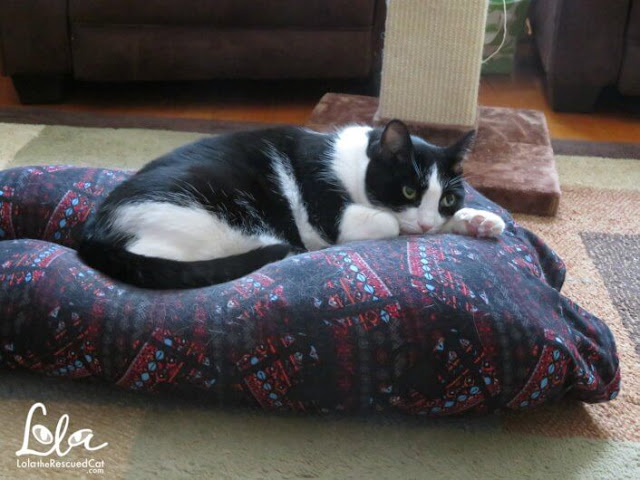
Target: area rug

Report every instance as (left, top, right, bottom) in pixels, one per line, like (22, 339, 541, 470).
(0, 121, 639, 480)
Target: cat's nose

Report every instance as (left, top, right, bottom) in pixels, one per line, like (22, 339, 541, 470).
(419, 221, 435, 233)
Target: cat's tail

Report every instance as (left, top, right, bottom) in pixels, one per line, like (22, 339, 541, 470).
(77, 239, 293, 290)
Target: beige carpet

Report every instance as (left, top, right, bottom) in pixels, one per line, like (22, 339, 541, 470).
(0, 122, 639, 480)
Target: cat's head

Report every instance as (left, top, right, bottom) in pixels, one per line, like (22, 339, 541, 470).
(365, 119, 475, 234)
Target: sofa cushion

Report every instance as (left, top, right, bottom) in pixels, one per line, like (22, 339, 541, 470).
(0, 165, 620, 415)
(71, 26, 373, 81)
(0, 0, 71, 75)
(69, 0, 377, 28)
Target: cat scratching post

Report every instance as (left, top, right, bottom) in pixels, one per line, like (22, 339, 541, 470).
(307, 0, 560, 216)
(377, 0, 488, 132)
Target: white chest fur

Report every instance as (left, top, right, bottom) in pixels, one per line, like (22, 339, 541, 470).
(269, 147, 330, 251)
(330, 126, 373, 206)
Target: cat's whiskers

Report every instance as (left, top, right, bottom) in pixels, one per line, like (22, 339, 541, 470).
(445, 176, 464, 189)
(461, 172, 482, 180)
(446, 174, 478, 188)
(412, 157, 424, 182)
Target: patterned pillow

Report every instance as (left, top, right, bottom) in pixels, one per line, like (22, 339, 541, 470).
(0, 166, 620, 415)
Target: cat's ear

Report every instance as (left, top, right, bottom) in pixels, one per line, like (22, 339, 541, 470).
(446, 130, 475, 174)
(380, 119, 413, 161)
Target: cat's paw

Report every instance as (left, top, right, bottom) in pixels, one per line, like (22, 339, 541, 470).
(338, 205, 400, 243)
(451, 208, 505, 238)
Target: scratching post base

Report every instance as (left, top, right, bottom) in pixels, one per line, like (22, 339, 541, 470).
(308, 94, 560, 216)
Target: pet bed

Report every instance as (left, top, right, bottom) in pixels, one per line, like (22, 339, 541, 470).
(0, 165, 620, 415)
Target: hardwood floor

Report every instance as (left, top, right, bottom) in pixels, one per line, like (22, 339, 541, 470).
(479, 69, 640, 143)
(0, 62, 638, 143)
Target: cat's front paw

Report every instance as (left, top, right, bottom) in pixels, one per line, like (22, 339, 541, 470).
(451, 208, 505, 238)
(338, 205, 400, 243)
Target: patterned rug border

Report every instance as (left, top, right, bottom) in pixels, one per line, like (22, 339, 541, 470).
(0, 106, 278, 134)
(553, 139, 640, 159)
(1, 106, 640, 160)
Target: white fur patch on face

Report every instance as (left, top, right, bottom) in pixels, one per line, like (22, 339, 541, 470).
(395, 206, 422, 234)
(395, 167, 446, 234)
(113, 202, 282, 261)
(330, 126, 373, 206)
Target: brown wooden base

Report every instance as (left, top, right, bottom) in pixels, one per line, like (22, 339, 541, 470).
(308, 93, 560, 216)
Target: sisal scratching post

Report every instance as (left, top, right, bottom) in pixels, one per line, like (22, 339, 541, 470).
(306, 0, 560, 216)
(377, 0, 489, 131)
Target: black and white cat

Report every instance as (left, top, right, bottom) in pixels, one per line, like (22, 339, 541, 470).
(79, 120, 505, 289)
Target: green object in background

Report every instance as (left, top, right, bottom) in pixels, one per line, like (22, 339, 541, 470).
(482, 0, 531, 74)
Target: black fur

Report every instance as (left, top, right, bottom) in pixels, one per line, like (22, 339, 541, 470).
(365, 121, 473, 215)
(79, 238, 293, 289)
(78, 122, 473, 289)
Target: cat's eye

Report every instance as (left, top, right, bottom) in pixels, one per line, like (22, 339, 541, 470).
(402, 186, 417, 200)
(441, 193, 456, 207)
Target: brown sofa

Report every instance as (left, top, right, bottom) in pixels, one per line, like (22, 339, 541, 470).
(0, 0, 386, 104)
(530, 0, 640, 112)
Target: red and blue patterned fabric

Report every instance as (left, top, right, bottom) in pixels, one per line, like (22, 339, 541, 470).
(0, 166, 620, 415)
